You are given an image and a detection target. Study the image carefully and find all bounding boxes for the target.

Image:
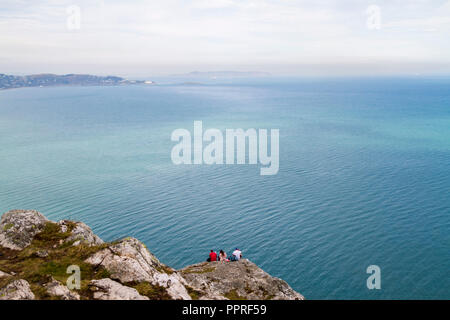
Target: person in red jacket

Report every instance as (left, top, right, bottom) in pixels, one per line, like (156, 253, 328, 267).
(208, 250, 217, 262)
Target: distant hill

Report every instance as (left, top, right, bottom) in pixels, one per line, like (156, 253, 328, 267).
(171, 71, 271, 78)
(0, 73, 149, 90)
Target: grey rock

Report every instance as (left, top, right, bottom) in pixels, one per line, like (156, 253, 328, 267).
(44, 278, 80, 300)
(85, 237, 191, 300)
(0, 270, 11, 278)
(180, 260, 304, 300)
(35, 250, 49, 258)
(0, 210, 49, 250)
(0, 279, 35, 300)
(58, 220, 103, 246)
(89, 278, 149, 300)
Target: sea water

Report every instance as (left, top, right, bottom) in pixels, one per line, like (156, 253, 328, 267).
(0, 77, 449, 299)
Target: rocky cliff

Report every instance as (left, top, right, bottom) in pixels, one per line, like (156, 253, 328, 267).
(0, 210, 304, 300)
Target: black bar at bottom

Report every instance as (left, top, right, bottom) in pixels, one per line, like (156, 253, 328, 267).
(0, 300, 446, 318)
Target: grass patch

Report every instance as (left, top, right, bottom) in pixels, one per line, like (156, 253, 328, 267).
(3, 223, 13, 231)
(0, 222, 110, 300)
(224, 289, 247, 300)
(0, 276, 13, 291)
(155, 265, 175, 275)
(185, 285, 202, 300)
(33, 222, 71, 243)
(182, 266, 216, 274)
(128, 281, 172, 300)
(30, 283, 56, 300)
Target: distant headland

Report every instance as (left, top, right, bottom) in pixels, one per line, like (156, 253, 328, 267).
(170, 71, 271, 78)
(0, 73, 154, 90)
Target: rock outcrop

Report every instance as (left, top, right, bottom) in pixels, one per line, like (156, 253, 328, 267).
(181, 260, 304, 300)
(0, 210, 49, 250)
(85, 237, 191, 300)
(0, 210, 304, 300)
(44, 278, 80, 300)
(0, 270, 11, 278)
(58, 220, 103, 246)
(0, 279, 35, 300)
(89, 279, 149, 300)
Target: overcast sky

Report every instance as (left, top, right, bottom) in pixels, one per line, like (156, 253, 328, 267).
(1, 0, 450, 77)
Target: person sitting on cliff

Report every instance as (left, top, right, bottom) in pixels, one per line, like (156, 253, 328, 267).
(207, 249, 217, 262)
(230, 248, 242, 261)
(219, 250, 228, 262)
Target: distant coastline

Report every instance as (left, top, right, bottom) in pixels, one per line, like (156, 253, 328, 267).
(170, 71, 271, 78)
(0, 73, 154, 91)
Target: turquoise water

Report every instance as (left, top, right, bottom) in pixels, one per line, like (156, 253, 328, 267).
(0, 77, 449, 299)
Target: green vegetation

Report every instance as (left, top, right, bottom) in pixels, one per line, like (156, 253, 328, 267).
(224, 289, 247, 300)
(0, 221, 109, 299)
(185, 285, 202, 300)
(182, 265, 216, 274)
(3, 223, 13, 231)
(127, 281, 171, 300)
(155, 265, 175, 275)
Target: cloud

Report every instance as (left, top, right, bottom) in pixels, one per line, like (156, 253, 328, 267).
(0, 0, 449, 75)
(191, 0, 237, 9)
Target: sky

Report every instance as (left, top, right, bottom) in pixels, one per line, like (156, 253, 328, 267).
(1, 0, 450, 77)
